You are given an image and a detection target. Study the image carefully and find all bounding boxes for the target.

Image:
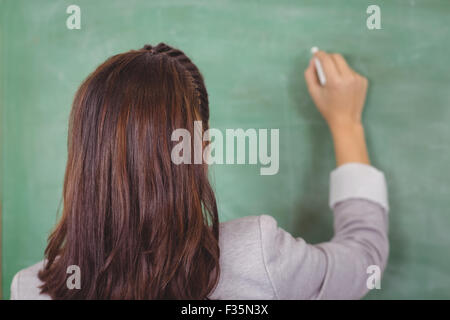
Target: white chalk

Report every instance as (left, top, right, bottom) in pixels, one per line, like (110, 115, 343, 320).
(310, 46, 326, 86)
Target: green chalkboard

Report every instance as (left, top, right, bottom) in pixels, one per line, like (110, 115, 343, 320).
(1, 0, 450, 299)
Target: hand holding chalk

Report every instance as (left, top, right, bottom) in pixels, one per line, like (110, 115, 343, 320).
(304, 49, 369, 130)
(304, 50, 370, 166)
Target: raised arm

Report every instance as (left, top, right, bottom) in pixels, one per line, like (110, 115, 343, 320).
(257, 51, 389, 299)
(304, 50, 370, 167)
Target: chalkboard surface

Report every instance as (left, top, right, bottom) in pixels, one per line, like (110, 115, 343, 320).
(1, 0, 450, 299)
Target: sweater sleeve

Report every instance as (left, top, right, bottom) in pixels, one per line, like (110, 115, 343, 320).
(259, 163, 389, 299)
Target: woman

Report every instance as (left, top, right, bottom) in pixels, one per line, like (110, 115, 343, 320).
(11, 43, 388, 299)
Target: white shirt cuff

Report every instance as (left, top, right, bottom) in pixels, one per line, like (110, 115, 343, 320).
(329, 163, 389, 212)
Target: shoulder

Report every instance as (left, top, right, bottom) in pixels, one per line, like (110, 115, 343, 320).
(210, 215, 279, 299)
(217, 214, 279, 254)
(215, 215, 326, 299)
(10, 260, 51, 300)
(219, 214, 274, 237)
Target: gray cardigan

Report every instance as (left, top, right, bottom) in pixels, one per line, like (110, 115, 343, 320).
(11, 163, 389, 299)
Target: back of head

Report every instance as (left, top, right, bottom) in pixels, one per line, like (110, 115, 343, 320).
(38, 43, 220, 299)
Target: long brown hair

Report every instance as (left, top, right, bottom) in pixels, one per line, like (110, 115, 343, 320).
(38, 43, 220, 299)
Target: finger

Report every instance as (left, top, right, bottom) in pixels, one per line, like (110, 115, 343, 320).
(314, 50, 339, 81)
(331, 53, 352, 76)
(304, 58, 320, 95)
